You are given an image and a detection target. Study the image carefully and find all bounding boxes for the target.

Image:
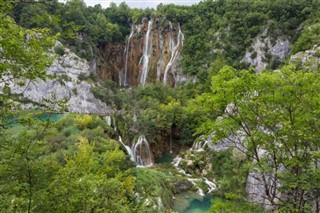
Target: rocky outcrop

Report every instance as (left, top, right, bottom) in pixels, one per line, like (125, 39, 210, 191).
(98, 18, 185, 87)
(290, 45, 320, 70)
(7, 45, 112, 114)
(242, 30, 290, 72)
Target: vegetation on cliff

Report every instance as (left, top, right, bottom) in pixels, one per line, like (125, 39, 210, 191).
(1, 0, 320, 212)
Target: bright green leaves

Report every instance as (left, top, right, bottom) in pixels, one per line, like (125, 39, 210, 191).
(195, 65, 320, 211)
(0, 5, 57, 128)
(0, 114, 136, 212)
(47, 137, 135, 213)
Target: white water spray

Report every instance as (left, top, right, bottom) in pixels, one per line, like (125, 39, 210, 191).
(191, 140, 208, 152)
(163, 23, 184, 84)
(123, 25, 134, 86)
(118, 135, 154, 167)
(118, 136, 134, 161)
(140, 20, 153, 86)
(132, 135, 154, 167)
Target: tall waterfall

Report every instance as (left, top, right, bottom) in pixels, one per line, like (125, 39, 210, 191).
(163, 23, 184, 85)
(140, 20, 153, 86)
(123, 26, 134, 86)
(132, 135, 154, 167)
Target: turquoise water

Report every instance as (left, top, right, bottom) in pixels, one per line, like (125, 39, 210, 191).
(155, 152, 174, 163)
(38, 113, 64, 122)
(172, 191, 213, 213)
(184, 194, 212, 213)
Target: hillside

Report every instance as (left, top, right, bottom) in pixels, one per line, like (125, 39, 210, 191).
(1, 0, 320, 212)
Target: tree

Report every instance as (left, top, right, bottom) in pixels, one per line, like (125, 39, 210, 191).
(45, 137, 135, 213)
(195, 65, 320, 211)
(0, 1, 56, 127)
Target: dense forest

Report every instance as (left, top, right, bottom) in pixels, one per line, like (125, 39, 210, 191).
(1, 0, 320, 212)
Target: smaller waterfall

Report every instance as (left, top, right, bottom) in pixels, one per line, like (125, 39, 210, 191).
(123, 25, 134, 86)
(118, 135, 154, 167)
(204, 177, 216, 193)
(132, 135, 154, 167)
(191, 140, 208, 152)
(172, 155, 216, 195)
(163, 23, 184, 85)
(118, 136, 134, 161)
(188, 178, 205, 196)
(140, 20, 153, 86)
(105, 115, 111, 126)
(172, 156, 191, 176)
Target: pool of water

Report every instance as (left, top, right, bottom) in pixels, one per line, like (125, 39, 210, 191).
(38, 113, 64, 122)
(172, 191, 213, 213)
(155, 152, 175, 164)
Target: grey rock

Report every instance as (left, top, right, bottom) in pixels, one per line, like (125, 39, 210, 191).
(290, 45, 320, 70)
(7, 46, 112, 114)
(242, 29, 290, 72)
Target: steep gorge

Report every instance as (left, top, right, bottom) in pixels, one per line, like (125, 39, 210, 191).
(97, 18, 184, 87)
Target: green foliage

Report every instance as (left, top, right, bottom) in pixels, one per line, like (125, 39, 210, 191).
(291, 21, 320, 53)
(0, 113, 138, 212)
(208, 197, 268, 213)
(133, 167, 191, 212)
(54, 44, 65, 56)
(0, 13, 56, 125)
(194, 65, 320, 211)
(211, 149, 248, 197)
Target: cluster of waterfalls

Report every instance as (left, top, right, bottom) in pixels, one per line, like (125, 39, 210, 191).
(106, 115, 215, 199)
(119, 135, 154, 167)
(119, 19, 185, 87)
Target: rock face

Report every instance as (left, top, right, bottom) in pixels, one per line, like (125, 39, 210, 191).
(242, 29, 290, 72)
(209, 132, 279, 210)
(98, 18, 185, 87)
(290, 45, 320, 70)
(8, 46, 112, 114)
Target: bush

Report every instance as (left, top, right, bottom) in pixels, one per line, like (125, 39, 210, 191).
(54, 45, 65, 56)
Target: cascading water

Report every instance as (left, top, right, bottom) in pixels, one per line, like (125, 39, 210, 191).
(117, 135, 154, 167)
(119, 136, 135, 161)
(132, 135, 154, 167)
(105, 115, 111, 126)
(123, 25, 134, 87)
(191, 140, 208, 152)
(140, 20, 153, 86)
(172, 155, 216, 196)
(163, 23, 184, 85)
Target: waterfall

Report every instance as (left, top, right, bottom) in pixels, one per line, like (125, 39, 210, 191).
(117, 135, 153, 167)
(123, 25, 134, 86)
(118, 136, 134, 161)
(172, 156, 191, 176)
(191, 140, 208, 152)
(188, 178, 205, 196)
(140, 20, 153, 86)
(172, 155, 216, 195)
(163, 23, 184, 84)
(132, 135, 154, 167)
(105, 115, 111, 126)
(204, 177, 216, 193)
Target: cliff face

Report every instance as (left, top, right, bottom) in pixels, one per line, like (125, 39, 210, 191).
(5, 44, 112, 114)
(98, 18, 184, 87)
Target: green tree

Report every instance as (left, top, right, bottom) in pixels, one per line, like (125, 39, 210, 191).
(196, 65, 320, 211)
(45, 137, 135, 212)
(0, 1, 56, 127)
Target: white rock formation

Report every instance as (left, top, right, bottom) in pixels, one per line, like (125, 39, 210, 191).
(290, 45, 320, 70)
(5, 46, 111, 114)
(242, 29, 290, 72)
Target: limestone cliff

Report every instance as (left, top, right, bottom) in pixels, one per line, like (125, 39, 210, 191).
(242, 29, 290, 72)
(98, 18, 184, 87)
(5, 44, 112, 114)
